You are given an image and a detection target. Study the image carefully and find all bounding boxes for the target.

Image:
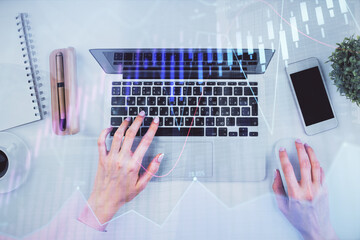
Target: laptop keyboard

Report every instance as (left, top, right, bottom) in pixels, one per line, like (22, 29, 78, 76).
(110, 80, 259, 137)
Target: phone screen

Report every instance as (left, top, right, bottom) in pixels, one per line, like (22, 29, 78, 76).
(290, 66, 334, 126)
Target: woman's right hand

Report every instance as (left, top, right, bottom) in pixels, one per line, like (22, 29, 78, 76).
(272, 139, 338, 240)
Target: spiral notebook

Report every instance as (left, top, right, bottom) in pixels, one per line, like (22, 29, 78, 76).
(0, 13, 44, 131)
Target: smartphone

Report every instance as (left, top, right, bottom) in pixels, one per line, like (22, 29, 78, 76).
(286, 57, 338, 135)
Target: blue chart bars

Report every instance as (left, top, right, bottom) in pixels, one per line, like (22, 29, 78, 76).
(109, 48, 272, 79)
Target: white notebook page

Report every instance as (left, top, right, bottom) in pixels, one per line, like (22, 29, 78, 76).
(0, 14, 40, 131)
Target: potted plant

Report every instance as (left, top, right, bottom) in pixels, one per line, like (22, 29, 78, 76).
(328, 35, 360, 106)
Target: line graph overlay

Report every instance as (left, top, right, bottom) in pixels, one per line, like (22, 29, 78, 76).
(1, 140, 356, 240)
(2, 1, 358, 238)
(0, 180, 275, 239)
(134, 0, 357, 177)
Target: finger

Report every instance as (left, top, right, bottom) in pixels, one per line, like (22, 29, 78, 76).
(272, 169, 286, 197)
(109, 117, 131, 155)
(97, 127, 113, 158)
(136, 153, 164, 193)
(272, 169, 288, 214)
(121, 111, 146, 152)
(304, 143, 321, 184)
(320, 167, 325, 185)
(279, 148, 299, 193)
(132, 117, 159, 169)
(295, 139, 312, 186)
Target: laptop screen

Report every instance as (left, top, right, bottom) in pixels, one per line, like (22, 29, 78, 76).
(90, 48, 274, 78)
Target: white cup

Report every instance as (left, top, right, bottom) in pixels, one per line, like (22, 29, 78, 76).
(0, 133, 31, 193)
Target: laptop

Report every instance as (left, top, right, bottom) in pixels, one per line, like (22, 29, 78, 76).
(90, 48, 274, 181)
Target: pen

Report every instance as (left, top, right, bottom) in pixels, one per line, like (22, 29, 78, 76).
(55, 52, 66, 131)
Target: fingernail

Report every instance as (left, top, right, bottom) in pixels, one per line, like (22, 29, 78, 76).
(304, 143, 309, 148)
(154, 116, 159, 124)
(295, 138, 302, 144)
(273, 169, 278, 180)
(125, 117, 131, 122)
(139, 111, 145, 117)
(279, 147, 286, 152)
(157, 153, 164, 163)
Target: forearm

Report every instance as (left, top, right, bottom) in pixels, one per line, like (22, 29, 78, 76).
(77, 202, 109, 232)
(78, 191, 126, 232)
(301, 224, 338, 240)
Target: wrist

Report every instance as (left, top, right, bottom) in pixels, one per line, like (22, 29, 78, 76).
(78, 202, 108, 232)
(87, 193, 124, 224)
(301, 226, 338, 240)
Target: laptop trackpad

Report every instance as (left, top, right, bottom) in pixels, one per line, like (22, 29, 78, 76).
(135, 140, 213, 181)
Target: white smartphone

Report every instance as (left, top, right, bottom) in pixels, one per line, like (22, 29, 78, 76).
(286, 57, 338, 135)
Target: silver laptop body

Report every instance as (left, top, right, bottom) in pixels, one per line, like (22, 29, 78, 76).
(91, 48, 274, 181)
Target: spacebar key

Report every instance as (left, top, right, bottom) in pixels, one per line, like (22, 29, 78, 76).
(153, 127, 204, 136)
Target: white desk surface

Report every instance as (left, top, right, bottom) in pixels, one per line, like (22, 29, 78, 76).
(0, 0, 360, 239)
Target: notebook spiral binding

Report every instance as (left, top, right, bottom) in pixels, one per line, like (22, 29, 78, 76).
(16, 13, 46, 118)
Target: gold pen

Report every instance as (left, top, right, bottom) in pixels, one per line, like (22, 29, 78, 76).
(55, 52, 66, 131)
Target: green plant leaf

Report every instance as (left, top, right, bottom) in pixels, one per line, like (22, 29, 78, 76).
(328, 35, 360, 105)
